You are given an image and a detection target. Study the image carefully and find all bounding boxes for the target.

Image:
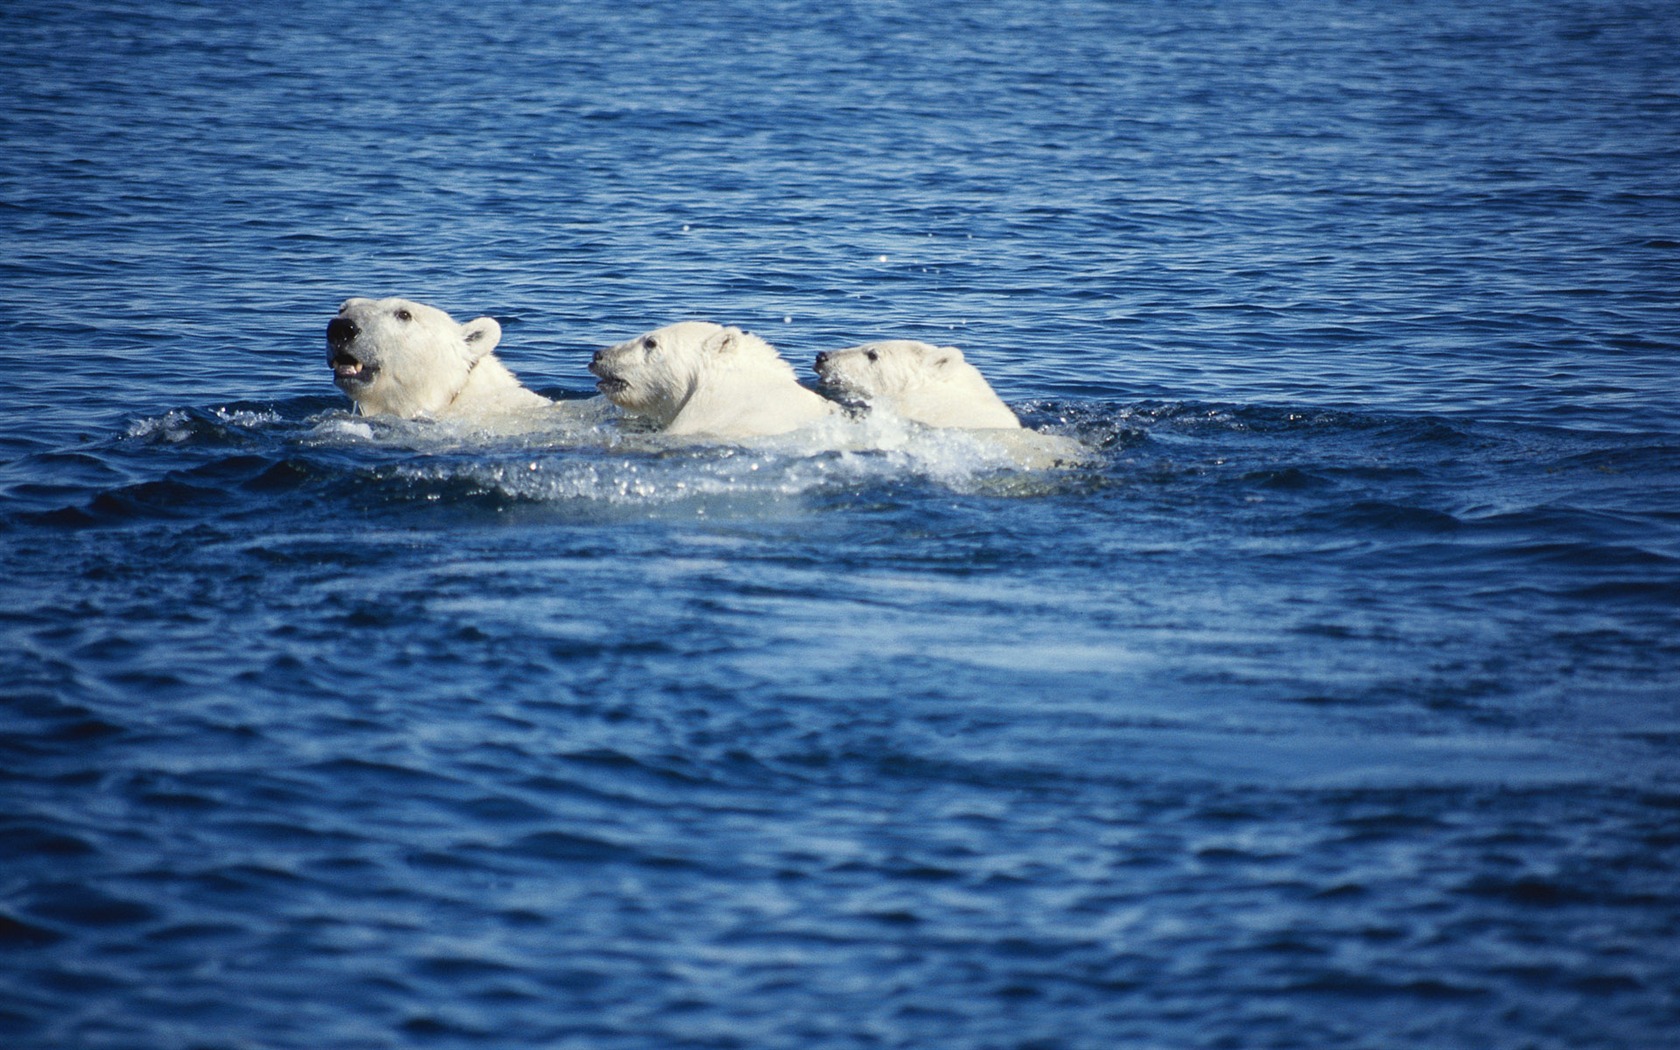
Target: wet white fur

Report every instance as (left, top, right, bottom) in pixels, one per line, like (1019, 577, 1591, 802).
(330, 297, 550, 419)
(591, 321, 837, 437)
(814, 340, 1021, 430)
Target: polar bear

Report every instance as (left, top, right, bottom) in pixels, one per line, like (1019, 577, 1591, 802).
(814, 339, 1090, 469)
(326, 297, 551, 419)
(813, 340, 1021, 429)
(589, 321, 837, 438)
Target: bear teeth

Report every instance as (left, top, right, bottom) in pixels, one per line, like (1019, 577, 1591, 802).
(332, 356, 376, 384)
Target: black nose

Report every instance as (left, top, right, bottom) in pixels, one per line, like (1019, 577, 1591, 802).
(814, 351, 830, 369)
(327, 316, 360, 350)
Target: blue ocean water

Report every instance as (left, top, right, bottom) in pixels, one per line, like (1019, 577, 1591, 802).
(3, 1, 1679, 1047)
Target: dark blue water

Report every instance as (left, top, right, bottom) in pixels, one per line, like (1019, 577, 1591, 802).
(4, 2, 1680, 1047)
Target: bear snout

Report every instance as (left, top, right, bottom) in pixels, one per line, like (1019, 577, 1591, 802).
(326, 316, 360, 351)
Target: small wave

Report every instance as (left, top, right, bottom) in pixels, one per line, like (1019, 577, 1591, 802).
(0, 911, 65, 948)
(123, 405, 288, 445)
(1325, 500, 1464, 533)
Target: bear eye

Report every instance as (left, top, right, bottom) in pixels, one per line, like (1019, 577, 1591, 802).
(643, 336, 659, 351)
(865, 349, 879, 362)
(394, 308, 413, 322)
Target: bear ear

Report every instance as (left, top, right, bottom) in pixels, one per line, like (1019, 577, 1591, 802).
(460, 316, 502, 359)
(705, 326, 744, 355)
(932, 346, 965, 368)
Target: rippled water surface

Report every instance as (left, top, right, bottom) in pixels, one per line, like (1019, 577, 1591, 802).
(3, 2, 1679, 1048)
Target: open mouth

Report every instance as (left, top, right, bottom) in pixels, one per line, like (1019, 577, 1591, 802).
(811, 370, 861, 402)
(588, 359, 629, 397)
(331, 351, 378, 387)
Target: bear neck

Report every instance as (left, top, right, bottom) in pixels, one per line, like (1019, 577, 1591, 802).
(436, 354, 514, 414)
(435, 353, 546, 418)
(664, 353, 832, 436)
(897, 373, 1020, 429)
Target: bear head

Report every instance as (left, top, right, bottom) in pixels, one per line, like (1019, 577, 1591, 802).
(589, 320, 788, 428)
(327, 297, 503, 418)
(813, 340, 1020, 429)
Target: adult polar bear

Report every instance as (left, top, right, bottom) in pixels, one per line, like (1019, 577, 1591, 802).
(814, 339, 1090, 468)
(327, 297, 551, 419)
(590, 321, 836, 438)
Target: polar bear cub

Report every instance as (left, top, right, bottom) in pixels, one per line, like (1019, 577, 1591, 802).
(590, 321, 837, 438)
(815, 339, 1090, 469)
(327, 297, 550, 419)
(813, 340, 1021, 429)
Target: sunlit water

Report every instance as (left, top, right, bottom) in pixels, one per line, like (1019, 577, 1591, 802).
(2, 2, 1678, 1048)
